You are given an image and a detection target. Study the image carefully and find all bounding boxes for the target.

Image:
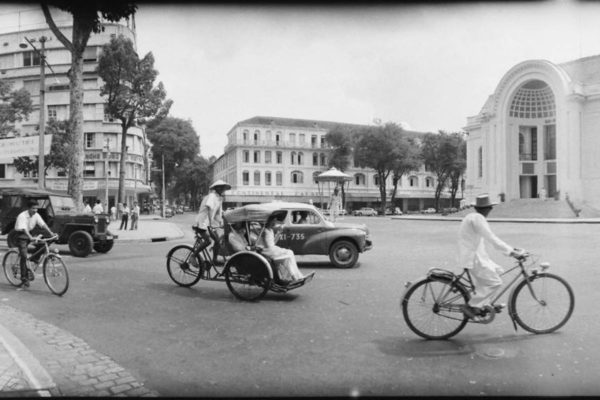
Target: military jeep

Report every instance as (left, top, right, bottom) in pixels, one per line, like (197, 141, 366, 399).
(0, 187, 116, 257)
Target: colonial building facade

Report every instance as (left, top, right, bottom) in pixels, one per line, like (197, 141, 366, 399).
(0, 7, 151, 208)
(464, 55, 600, 211)
(212, 116, 447, 212)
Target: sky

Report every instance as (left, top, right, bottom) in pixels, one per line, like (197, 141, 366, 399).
(3, 1, 600, 158)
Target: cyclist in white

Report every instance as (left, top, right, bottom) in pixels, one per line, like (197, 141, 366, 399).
(194, 180, 230, 264)
(458, 194, 522, 318)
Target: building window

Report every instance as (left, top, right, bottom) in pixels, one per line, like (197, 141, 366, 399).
(275, 132, 281, 146)
(276, 171, 282, 186)
(243, 130, 249, 144)
(355, 173, 365, 185)
(254, 130, 260, 145)
(265, 171, 272, 185)
(23, 80, 40, 95)
(374, 175, 380, 186)
(478, 146, 483, 178)
(320, 137, 326, 148)
(299, 133, 305, 145)
(0, 164, 5, 178)
(242, 171, 249, 185)
(313, 171, 320, 184)
(544, 125, 556, 160)
(23, 169, 38, 178)
(297, 152, 303, 165)
(253, 151, 260, 163)
(276, 151, 282, 164)
(254, 170, 260, 185)
(83, 47, 97, 63)
(47, 105, 58, 120)
(425, 177, 434, 187)
(104, 104, 113, 121)
(23, 51, 40, 67)
(409, 176, 418, 187)
(291, 171, 303, 184)
(85, 132, 95, 148)
(311, 135, 318, 148)
(265, 151, 272, 164)
(289, 133, 296, 145)
(290, 151, 296, 165)
(313, 153, 318, 166)
(84, 162, 96, 177)
(243, 150, 250, 163)
(266, 130, 272, 142)
(320, 153, 326, 166)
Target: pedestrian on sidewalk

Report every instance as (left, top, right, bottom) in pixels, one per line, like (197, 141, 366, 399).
(130, 202, 140, 230)
(110, 205, 117, 221)
(92, 199, 104, 214)
(119, 203, 129, 230)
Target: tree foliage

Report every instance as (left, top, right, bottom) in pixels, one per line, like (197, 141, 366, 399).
(420, 131, 466, 210)
(41, 1, 137, 210)
(13, 119, 70, 176)
(98, 34, 171, 203)
(0, 79, 33, 137)
(390, 135, 421, 206)
(171, 156, 211, 210)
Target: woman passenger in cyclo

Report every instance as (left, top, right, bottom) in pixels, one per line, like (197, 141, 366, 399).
(257, 214, 315, 285)
(458, 194, 524, 319)
(193, 180, 231, 264)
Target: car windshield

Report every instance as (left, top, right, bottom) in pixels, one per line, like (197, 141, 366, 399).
(50, 195, 76, 213)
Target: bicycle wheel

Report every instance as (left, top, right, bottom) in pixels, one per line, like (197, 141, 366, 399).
(402, 278, 469, 340)
(166, 245, 202, 287)
(43, 255, 69, 296)
(510, 273, 574, 334)
(2, 250, 22, 286)
(225, 255, 271, 301)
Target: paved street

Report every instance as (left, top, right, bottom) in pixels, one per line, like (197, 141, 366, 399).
(1, 213, 599, 396)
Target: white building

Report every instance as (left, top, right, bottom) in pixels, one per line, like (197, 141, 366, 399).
(0, 7, 151, 208)
(212, 116, 447, 212)
(464, 55, 600, 211)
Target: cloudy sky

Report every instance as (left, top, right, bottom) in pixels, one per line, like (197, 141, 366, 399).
(4, 1, 600, 158)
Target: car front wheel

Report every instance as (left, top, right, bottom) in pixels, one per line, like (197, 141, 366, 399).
(93, 240, 114, 253)
(69, 230, 93, 257)
(329, 240, 359, 268)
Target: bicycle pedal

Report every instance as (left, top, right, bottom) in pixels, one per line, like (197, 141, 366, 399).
(493, 304, 506, 313)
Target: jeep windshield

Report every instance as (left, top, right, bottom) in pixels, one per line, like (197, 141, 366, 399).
(50, 195, 76, 213)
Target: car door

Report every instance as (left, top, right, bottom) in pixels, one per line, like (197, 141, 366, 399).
(283, 209, 326, 255)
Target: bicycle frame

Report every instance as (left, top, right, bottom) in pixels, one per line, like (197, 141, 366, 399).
(27, 237, 60, 271)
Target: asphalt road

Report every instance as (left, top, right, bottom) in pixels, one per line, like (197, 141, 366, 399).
(1, 214, 598, 396)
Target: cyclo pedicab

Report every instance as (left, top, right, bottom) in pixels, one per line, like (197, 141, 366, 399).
(166, 203, 314, 301)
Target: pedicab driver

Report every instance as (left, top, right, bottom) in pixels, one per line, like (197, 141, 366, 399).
(458, 194, 523, 318)
(14, 200, 55, 287)
(194, 180, 231, 264)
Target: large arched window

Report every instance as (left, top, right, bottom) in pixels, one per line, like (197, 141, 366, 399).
(313, 152, 319, 166)
(320, 153, 327, 166)
(355, 173, 365, 185)
(242, 130, 249, 144)
(265, 171, 272, 186)
(275, 131, 282, 146)
(254, 171, 260, 185)
(425, 177, 434, 187)
(478, 146, 483, 178)
(297, 152, 304, 165)
(290, 151, 296, 165)
(291, 171, 303, 184)
(253, 130, 260, 145)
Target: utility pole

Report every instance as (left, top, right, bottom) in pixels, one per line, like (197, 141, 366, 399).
(161, 153, 166, 218)
(38, 36, 46, 189)
(104, 139, 110, 210)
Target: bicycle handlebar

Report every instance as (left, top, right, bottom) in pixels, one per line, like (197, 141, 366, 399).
(32, 234, 58, 244)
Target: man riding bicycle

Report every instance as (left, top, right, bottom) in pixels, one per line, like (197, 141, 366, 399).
(458, 194, 523, 318)
(193, 180, 231, 264)
(14, 200, 55, 287)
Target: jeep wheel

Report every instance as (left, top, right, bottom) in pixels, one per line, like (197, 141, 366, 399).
(69, 230, 93, 257)
(93, 240, 114, 253)
(6, 230, 19, 248)
(329, 240, 359, 268)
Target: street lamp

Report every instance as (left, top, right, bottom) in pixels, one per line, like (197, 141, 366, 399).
(20, 36, 52, 189)
(103, 139, 110, 210)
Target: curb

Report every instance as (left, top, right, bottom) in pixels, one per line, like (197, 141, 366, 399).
(0, 323, 55, 395)
(390, 216, 600, 224)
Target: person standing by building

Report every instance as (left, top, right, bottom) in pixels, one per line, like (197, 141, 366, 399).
(14, 201, 55, 287)
(329, 186, 341, 222)
(130, 201, 140, 230)
(110, 205, 117, 221)
(194, 180, 230, 264)
(458, 194, 522, 318)
(92, 199, 104, 214)
(119, 203, 129, 230)
(84, 202, 92, 213)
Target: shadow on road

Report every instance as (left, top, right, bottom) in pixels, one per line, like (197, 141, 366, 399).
(147, 282, 302, 303)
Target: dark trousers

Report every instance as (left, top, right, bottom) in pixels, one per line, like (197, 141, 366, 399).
(198, 228, 220, 262)
(17, 236, 30, 282)
(119, 214, 129, 230)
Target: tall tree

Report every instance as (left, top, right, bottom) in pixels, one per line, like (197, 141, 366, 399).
(354, 122, 404, 213)
(447, 132, 467, 207)
(146, 117, 200, 200)
(98, 34, 171, 203)
(172, 156, 211, 210)
(41, 2, 137, 209)
(13, 119, 70, 176)
(0, 79, 32, 137)
(390, 135, 421, 207)
(420, 131, 464, 210)
(325, 124, 355, 206)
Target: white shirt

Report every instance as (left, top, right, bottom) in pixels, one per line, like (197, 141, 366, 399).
(195, 191, 223, 229)
(84, 204, 92, 213)
(132, 205, 140, 216)
(458, 212, 513, 270)
(14, 210, 49, 234)
(93, 203, 104, 214)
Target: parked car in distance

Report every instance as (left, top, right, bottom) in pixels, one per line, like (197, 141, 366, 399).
(225, 202, 372, 268)
(164, 206, 174, 218)
(352, 207, 378, 216)
(384, 207, 403, 215)
(175, 206, 184, 214)
(0, 187, 115, 257)
(422, 207, 437, 214)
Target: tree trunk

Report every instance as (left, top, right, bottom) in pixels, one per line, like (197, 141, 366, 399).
(118, 121, 129, 203)
(67, 38, 85, 211)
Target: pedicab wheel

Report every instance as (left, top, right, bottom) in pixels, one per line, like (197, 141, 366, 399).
(402, 278, 469, 340)
(43, 254, 69, 296)
(166, 245, 202, 287)
(2, 250, 22, 286)
(225, 256, 271, 301)
(510, 272, 574, 334)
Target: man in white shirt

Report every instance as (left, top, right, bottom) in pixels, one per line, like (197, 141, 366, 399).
(458, 194, 521, 318)
(14, 200, 54, 287)
(92, 199, 104, 214)
(194, 180, 230, 264)
(84, 202, 92, 213)
(130, 202, 140, 230)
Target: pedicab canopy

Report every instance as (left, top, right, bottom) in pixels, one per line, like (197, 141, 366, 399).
(223, 202, 290, 223)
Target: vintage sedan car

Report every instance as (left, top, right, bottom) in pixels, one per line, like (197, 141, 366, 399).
(352, 207, 378, 216)
(225, 202, 372, 268)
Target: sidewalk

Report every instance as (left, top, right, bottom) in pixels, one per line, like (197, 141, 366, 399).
(0, 214, 183, 397)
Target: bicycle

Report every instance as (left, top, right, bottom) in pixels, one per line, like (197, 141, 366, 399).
(401, 251, 574, 340)
(2, 235, 69, 296)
